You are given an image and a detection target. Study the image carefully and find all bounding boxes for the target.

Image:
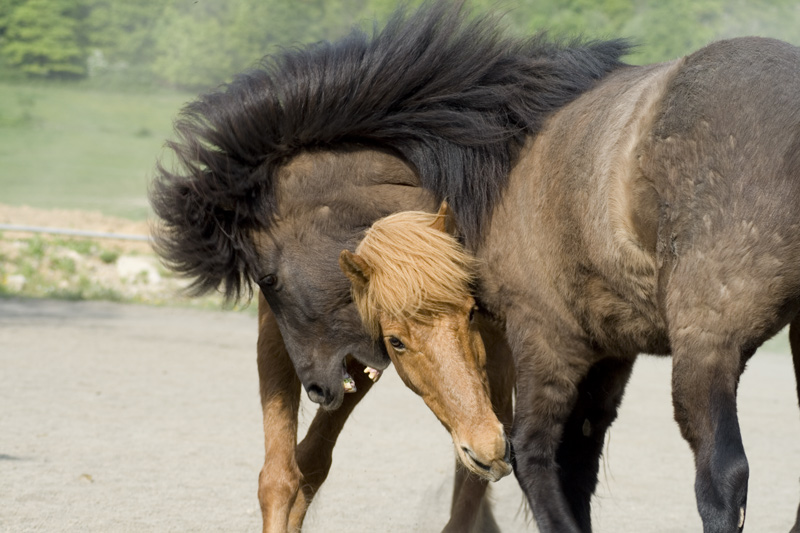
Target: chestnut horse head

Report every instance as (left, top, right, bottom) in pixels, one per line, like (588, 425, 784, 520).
(339, 204, 511, 482)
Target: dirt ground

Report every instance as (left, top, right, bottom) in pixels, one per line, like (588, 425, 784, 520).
(2, 297, 800, 532)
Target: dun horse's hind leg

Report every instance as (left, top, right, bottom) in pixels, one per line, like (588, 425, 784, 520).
(790, 317, 800, 533)
(556, 356, 635, 531)
(257, 297, 376, 532)
(670, 329, 750, 533)
(444, 320, 515, 533)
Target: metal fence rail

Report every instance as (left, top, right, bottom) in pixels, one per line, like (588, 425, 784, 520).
(0, 224, 152, 242)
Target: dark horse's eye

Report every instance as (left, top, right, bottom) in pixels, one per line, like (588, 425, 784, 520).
(259, 274, 277, 288)
(469, 305, 478, 322)
(387, 336, 406, 351)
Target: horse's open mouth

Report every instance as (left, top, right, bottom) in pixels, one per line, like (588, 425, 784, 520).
(342, 355, 383, 393)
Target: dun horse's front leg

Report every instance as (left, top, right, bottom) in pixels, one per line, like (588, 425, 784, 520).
(507, 323, 598, 533)
(556, 356, 634, 531)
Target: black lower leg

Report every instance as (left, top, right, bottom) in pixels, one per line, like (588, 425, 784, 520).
(556, 357, 634, 532)
(790, 317, 800, 412)
(790, 497, 800, 533)
(511, 394, 582, 533)
(787, 317, 800, 533)
(692, 380, 749, 533)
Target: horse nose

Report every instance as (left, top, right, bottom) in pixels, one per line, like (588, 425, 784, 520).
(461, 446, 492, 472)
(306, 383, 332, 405)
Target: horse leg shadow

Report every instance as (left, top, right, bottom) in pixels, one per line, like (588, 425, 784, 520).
(555, 356, 635, 532)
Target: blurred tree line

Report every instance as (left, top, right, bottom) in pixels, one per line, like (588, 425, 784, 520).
(0, 0, 798, 90)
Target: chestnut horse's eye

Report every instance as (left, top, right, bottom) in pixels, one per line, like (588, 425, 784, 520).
(387, 336, 406, 351)
(469, 305, 477, 322)
(260, 274, 277, 288)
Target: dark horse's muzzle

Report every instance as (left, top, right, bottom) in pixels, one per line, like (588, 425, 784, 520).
(299, 361, 346, 410)
(304, 381, 341, 409)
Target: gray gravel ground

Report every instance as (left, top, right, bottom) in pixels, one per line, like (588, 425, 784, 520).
(2, 297, 799, 532)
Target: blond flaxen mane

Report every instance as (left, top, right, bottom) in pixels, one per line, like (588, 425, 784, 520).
(352, 211, 477, 339)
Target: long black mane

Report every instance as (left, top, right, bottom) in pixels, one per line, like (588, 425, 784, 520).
(150, 0, 631, 301)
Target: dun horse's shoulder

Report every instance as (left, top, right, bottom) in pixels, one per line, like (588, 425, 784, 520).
(580, 61, 682, 256)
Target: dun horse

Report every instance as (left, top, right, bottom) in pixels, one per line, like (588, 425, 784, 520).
(150, 2, 800, 532)
(340, 205, 512, 484)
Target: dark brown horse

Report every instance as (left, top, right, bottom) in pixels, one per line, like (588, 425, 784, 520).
(150, 2, 800, 532)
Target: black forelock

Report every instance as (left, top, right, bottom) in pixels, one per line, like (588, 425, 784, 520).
(149, 0, 631, 301)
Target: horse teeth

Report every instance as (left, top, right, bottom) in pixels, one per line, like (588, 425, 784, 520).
(364, 367, 381, 382)
(342, 373, 357, 393)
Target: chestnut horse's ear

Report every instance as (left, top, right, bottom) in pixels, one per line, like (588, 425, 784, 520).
(339, 250, 372, 290)
(431, 200, 457, 236)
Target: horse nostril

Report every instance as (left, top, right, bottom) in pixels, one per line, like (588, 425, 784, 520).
(461, 446, 491, 472)
(306, 384, 327, 404)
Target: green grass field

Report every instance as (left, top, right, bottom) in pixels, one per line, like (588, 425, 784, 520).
(0, 82, 193, 220)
